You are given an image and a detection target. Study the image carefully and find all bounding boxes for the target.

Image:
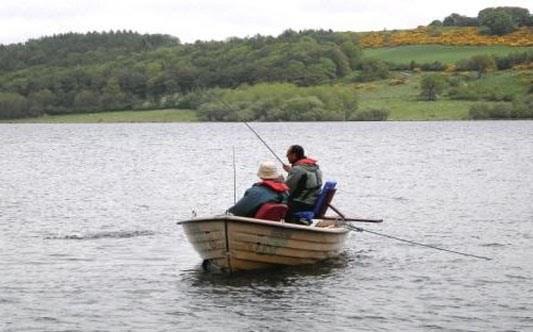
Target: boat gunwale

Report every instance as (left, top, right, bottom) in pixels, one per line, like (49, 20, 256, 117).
(178, 215, 349, 234)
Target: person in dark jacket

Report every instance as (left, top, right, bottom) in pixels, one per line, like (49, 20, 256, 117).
(227, 161, 289, 217)
(283, 145, 323, 222)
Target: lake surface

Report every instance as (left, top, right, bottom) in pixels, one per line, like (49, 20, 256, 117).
(1, 121, 532, 331)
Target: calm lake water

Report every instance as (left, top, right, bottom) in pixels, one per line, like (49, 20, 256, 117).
(1, 122, 532, 331)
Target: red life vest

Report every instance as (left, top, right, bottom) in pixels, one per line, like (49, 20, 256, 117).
(258, 180, 289, 193)
(294, 158, 318, 166)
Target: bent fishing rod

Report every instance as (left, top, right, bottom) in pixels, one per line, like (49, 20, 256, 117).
(212, 96, 285, 165)
(243, 122, 285, 165)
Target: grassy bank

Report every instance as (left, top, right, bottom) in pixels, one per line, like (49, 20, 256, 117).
(1, 108, 197, 123)
(356, 69, 530, 120)
(355, 74, 472, 120)
(2, 71, 530, 123)
(364, 45, 532, 64)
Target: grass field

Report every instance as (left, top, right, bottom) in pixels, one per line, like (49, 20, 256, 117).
(355, 70, 528, 120)
(364, 45, 533, 64)
(2, 108, 197, 123)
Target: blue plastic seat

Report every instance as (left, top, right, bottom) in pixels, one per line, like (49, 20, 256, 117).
(293, 181, 337, 223)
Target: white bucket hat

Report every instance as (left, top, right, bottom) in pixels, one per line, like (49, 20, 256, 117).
(257, 161, 280, 180)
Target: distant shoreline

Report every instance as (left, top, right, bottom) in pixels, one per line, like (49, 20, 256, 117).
(3, 108, 531, 124)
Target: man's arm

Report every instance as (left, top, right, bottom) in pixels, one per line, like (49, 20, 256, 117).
(285, 167, 304, 193)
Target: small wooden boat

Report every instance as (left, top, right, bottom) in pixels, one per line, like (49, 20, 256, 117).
(178, 215, 349, 273)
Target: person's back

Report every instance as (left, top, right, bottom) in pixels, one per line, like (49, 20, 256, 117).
(286, 158, 322, 205)
(227, 161, 288, 218)
(283, 145, 323, 222)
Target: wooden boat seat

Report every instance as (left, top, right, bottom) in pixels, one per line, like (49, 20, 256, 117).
(254, 203, 288, 221)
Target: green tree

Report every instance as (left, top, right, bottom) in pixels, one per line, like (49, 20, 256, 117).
(0, 92, 30, 118)
(73, 90, 99, 112)
(100, 77, 128, 110)
(340, 39, 362, 70)
(429, 20, 443, 27)
(512, 95, 533, 119)
(28, 89, 56, 115)
(469, 55, 496, 79)
(356, 59, 389, 82)
(420, 74, 446, 101)
(479, 7, 530, 27)
(478, 9, 516, 35)
(282, 96, 326, 121)
(443, 13, 478, 26)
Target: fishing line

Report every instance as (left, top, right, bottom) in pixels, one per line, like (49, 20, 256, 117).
(346, 224, 492, 261)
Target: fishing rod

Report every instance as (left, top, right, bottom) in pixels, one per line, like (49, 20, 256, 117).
(232, 146, 237, 204)
(211, 97, 285, 165)
(345, 224, 492, 261)
(243, 122, 285, 165)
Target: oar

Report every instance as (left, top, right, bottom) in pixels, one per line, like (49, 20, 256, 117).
(326, 203, 383, 223)
(322, 216, 383, 223)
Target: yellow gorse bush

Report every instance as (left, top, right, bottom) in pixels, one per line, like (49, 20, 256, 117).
(360, 27, 533, 48)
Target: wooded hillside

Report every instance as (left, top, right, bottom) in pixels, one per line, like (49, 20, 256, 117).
(0, 5, 531, 121)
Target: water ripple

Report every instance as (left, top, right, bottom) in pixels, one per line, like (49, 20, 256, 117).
(45, 230, 155, 240)
(1, 122, 532, 331)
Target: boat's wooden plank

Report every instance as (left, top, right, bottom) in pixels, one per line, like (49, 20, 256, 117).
(188, 238, 226, 251)
(183, 222, 225, 235)
(183, 220, 228, 261)
(190, 247, 227, 260)
(228, 222, 345, 244)
(230, 249, 318, 265)
(230, 241, 340, 260)
(231, 232, 346, 252)
(185, 230, 225, 244)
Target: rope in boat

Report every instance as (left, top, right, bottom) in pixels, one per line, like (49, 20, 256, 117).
(346, 224, 492, 261)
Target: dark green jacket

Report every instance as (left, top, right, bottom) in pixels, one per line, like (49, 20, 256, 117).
(286, 159, 322, 206)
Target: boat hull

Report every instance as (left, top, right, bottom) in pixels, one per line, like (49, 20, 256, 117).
(179, 216, 348, 272)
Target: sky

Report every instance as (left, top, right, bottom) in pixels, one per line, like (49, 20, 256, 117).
(1, 0, 531, 45)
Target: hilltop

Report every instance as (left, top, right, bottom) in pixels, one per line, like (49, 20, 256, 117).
(1, 5, 532, 121)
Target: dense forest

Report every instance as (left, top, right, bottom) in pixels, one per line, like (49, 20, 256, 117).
(0, 6, 531, 120)
(0, 29, 363, 119)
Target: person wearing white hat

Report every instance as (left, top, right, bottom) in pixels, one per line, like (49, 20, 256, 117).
(227, 161, 289, 217)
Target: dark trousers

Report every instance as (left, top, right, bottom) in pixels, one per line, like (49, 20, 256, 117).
(286, 201, 314, 224)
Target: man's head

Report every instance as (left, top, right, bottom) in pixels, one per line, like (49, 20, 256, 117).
(257, 161, 281, 180)
(286, 145, 305, 164)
